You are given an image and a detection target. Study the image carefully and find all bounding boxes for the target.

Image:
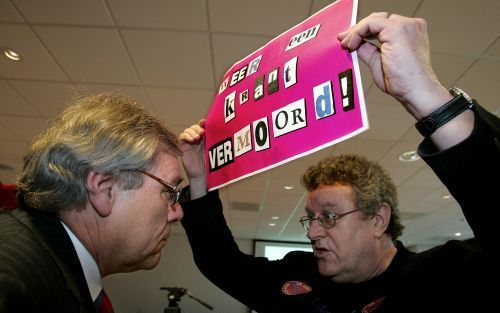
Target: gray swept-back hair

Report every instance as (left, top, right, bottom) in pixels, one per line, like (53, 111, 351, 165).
(302, 154, 404, 239)
(17, 91, 181, 213)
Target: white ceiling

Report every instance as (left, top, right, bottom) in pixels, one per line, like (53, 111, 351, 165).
(1, 0, 499, 250)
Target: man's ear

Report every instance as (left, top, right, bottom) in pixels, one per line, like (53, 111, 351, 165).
(373, 203, 392, 239)
(86, 171, 116, 217)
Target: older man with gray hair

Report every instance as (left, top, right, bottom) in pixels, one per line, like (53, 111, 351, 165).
(0, 91, 185, 313)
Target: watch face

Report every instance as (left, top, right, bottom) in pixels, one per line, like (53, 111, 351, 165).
(450, 87, 473, 104)
(450, 87, 460, 97)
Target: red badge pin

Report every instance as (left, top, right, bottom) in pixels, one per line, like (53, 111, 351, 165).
(362, 297, 385, 313)
(281, 281, 312, 295)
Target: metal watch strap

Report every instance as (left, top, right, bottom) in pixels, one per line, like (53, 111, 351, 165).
(415, 87, 474, 137)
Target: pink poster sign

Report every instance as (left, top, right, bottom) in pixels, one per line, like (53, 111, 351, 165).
(205, 0, 367, 191)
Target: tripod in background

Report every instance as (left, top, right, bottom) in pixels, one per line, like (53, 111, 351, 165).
(160, 287, 213, 313)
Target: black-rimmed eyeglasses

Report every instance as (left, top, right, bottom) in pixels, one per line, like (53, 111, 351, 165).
(137, 170, 184, 205)
(299, 209, 361, 230)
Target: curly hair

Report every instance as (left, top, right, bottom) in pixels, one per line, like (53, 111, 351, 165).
(17, 91, 181, 213)
(301, 154, 404, 239)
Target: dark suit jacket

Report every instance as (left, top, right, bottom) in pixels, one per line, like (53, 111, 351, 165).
(0, 207, 95, 313)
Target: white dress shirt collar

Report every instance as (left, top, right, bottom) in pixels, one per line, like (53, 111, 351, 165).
(61, 221, 102, 302)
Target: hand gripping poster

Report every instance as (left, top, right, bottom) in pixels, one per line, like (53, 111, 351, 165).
(205, 0, 367, 191)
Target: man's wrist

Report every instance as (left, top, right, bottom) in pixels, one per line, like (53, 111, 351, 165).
(405, 84, 452, 120)
(188, 176, 207, 200)
(415, 87, 474, 137)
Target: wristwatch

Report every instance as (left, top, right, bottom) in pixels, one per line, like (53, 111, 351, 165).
(415, 87, 474, 137)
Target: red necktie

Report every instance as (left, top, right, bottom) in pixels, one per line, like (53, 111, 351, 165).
(95, 289, 115, 313)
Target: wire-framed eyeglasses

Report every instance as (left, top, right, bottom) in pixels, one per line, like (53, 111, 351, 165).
(299, 209, 361, 230)
(137, 170, 184, 205)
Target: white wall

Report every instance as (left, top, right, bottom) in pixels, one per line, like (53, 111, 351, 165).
(103, 233, 253, 313)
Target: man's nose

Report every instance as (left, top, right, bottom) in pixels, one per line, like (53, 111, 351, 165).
(168, 202, 184, 222)
(307, 219, 326, 240)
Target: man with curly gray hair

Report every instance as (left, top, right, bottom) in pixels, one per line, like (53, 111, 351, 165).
(0, 91, 185, 313)
(178, 12, 497, 313)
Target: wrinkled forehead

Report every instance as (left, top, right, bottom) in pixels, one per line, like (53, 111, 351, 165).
(306, 183, 355, 212)
(305, 201, 338, 216)
(150, 151, 183, 182)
